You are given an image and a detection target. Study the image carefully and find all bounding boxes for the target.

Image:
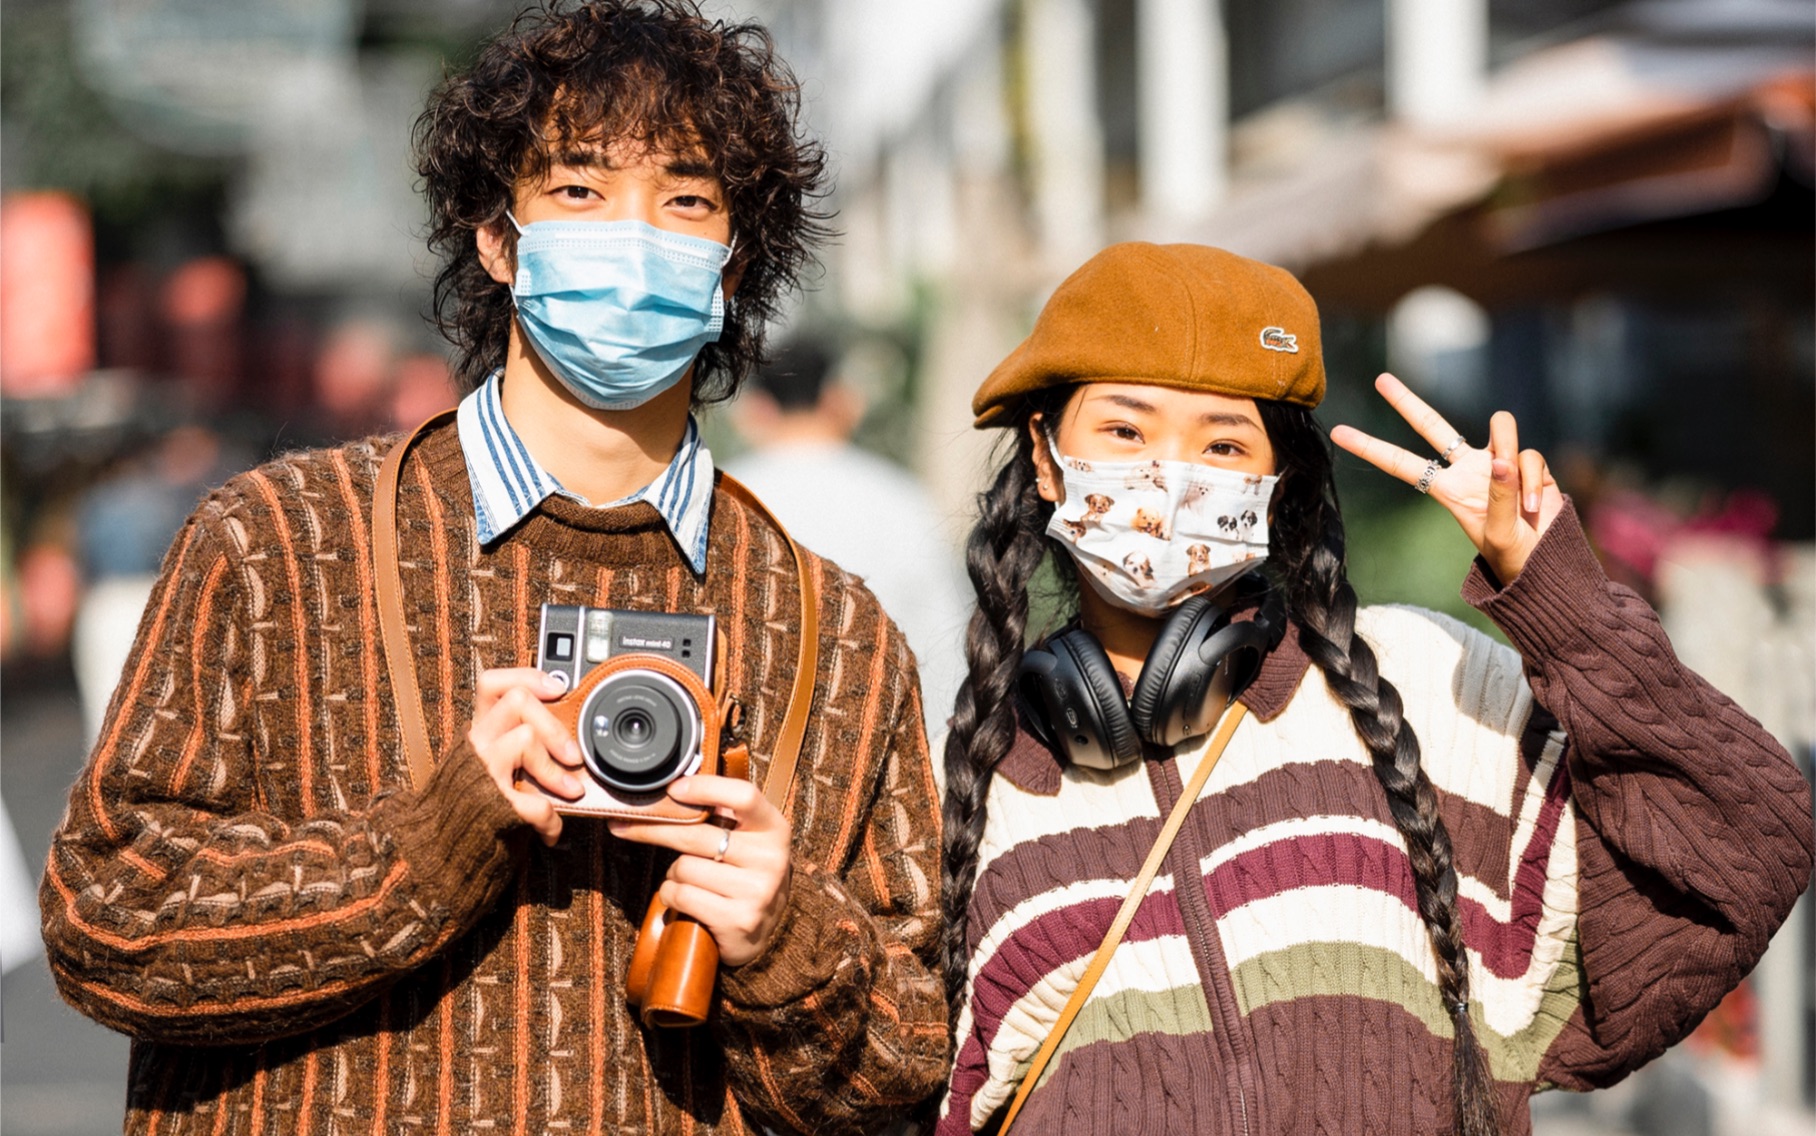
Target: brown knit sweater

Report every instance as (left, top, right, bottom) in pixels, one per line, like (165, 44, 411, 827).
(41, 421, 949, 1134)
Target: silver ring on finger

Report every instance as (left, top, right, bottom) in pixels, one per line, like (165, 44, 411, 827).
(1439, 435, 1467, 465)
(1415, 459, 1441, 495)
(712, 827, 732, 863)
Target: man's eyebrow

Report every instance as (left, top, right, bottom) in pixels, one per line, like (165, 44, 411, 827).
(548, 145, 614, 170)
(664, 156, 718, 181)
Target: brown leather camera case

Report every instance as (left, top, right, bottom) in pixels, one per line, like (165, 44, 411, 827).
(541, 653, 722, 823)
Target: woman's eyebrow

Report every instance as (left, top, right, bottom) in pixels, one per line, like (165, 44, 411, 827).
(1096, 393, 1158, 415)
(1094, 393, 1257, 429)
(1201, 411, 1259, 428)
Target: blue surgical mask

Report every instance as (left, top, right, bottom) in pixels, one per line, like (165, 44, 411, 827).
(508, 215, 733, 410)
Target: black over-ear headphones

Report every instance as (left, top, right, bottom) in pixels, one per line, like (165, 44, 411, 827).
(1016, 593, 1278, 771)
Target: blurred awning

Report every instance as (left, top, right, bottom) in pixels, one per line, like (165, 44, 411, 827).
(1195, 32, 1815, 312)
(1480, 73, 1813, 253)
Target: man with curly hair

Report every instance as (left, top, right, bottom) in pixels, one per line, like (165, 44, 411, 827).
(40, 3, 950, 1133)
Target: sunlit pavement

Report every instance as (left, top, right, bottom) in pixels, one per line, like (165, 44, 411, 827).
(4, 673, 130, 1136)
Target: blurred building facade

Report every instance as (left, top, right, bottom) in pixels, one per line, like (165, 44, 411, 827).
(0, 0, 494, 678)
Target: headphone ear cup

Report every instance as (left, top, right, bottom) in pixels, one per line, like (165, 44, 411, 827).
(1207, 620, 1270, 695)
(1055, 631, 1144, 770)
(1129, 596, 1223, 746)
(1017, 629, 1142, 771)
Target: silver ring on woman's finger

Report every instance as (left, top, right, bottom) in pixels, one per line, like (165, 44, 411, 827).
(713, 828, 732, 863)
(1439, 435, 1467, 465)
(1415, 459, 1441, 495)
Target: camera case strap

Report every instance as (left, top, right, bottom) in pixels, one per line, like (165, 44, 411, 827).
(373, 410, 819, 817)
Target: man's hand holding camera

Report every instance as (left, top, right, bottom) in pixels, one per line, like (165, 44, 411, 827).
(468, 667, 587, 846)
(472, 650, 795, 968)
(609, 779, 794, 967)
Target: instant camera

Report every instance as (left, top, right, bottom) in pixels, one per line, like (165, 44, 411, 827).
(533, 603, 738, 1025)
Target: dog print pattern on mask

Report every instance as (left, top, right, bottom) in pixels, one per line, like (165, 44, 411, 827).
(1131, 508, 1170, 540)
(1045, 441, 1278, 614)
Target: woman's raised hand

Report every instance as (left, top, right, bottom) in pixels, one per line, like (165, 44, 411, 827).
(1330, 374, 1564, 585)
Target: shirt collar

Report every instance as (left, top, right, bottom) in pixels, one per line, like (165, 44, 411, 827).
(455, 372, 716, 573)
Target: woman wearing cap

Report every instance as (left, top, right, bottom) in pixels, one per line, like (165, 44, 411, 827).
(936, 243, 1812, 1136)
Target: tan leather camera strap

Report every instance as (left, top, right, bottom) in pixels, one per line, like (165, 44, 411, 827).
(374, 411, 452, 794)
(374, 411, 818, 814)
(995, 702, 1249, 1136)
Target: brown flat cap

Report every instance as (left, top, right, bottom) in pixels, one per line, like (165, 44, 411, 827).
(973, 242, 1325, 427)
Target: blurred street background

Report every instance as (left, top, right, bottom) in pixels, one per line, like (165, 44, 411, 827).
(2, 0, 1812, 1133)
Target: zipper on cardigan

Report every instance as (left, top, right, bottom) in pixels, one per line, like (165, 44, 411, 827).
(1146, 749, 1257, 1136)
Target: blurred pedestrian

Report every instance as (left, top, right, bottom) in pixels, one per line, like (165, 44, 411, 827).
(728, 337, 970, 736)
(71, 424, 228, 742)
(305, 317, 403, 443)
(13, 525, 80, 662)
(159, 256, 245, 411)
(387, 350, 459, 431)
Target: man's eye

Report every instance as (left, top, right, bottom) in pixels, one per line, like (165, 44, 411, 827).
(557, 185, 593, 200)
(671, 195, 711, 210)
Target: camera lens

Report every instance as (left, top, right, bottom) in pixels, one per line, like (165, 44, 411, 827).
(618, 710, 654, 747)
(578, 671, 702, 793)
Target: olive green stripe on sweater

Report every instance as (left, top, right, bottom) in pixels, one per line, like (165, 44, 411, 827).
(1011, 982, 1219, 1094)
(1229, 935, 1584, 1083)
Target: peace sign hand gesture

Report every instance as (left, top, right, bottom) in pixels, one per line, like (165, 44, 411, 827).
(1330, 374, 1565, 585)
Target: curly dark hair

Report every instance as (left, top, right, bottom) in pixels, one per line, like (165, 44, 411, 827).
(413, 0, 830, 400)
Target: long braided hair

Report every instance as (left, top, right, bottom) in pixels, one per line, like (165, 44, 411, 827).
(940, 391, 1503, 1136)
(938, 387, 1068, 1027)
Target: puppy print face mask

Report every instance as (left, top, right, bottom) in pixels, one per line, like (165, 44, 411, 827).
(1044, 442, 1278, 614)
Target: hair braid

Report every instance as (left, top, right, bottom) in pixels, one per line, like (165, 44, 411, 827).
(1259, 401, 1503, 1136)
(940, 402, 1061, 1027)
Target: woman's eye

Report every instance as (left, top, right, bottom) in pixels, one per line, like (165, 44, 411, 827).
(1207, 442, 1241, 457)
(1108, 424, 1143, 442)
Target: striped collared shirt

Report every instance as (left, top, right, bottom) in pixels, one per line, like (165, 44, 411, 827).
(455, 372, 715, 572)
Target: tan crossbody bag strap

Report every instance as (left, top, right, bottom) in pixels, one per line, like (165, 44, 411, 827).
(374, 412, 818, 814)
(995, 702, 1249, 1136)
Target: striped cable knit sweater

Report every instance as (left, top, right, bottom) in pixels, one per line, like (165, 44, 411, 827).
(40, 421, 949, 1135)
(940, 503, 1813, 1136)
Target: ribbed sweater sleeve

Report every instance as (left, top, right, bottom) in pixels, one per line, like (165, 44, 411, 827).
(39, 501, 524, 1046)
(1462, 501, 1815, 1088)
(712, 622, 951, 1135)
